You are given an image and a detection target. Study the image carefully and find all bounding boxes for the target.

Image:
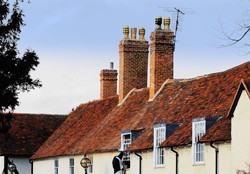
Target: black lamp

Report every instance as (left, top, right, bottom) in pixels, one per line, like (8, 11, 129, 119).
(80, 155, 91, 174)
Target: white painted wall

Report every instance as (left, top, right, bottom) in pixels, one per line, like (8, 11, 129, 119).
(232, 90, 250, 173)
(33, 158, 54, 174)
(33, 152, 129, 174)
(0, 156, 4, 173)
(33, 155, 85, 174)
(130, 143, 231, 174)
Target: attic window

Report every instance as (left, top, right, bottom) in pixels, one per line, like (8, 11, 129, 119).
(192, 119, 206, 164)
(153, 123, 166, 167)
(121, 132, 131, 161)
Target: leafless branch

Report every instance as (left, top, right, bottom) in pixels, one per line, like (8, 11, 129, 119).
(225, 26, 250, 46)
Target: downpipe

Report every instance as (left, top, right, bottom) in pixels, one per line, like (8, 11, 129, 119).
(210, 142, 219, 174)
(171, 147, 179, 174)
(135, 152, 142, 174)
(29, 159, 33, 174)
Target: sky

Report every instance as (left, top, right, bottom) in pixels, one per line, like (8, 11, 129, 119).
(14, 0, 249, 114)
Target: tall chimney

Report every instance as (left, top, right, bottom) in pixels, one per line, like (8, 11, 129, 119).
(100, 62, 118, 99)
(119, 26, 149, 103)
(149, 17, 175, 99)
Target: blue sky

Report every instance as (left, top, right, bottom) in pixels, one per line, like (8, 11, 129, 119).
(15, 0, 249, 114)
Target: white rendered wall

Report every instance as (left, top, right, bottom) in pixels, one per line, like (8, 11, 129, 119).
(0, 156, 4, 173)
(92, 152, 131, 174)
(130, 144, 231, 174)
(33, 152, 129, 174)
(232, 90, 250, 173)
(33, 155, 85, 174)
(33, 158, 54, 174)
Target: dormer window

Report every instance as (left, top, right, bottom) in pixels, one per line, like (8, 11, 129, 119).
(192, 119, 206, 164)
(120, 129, 142, 169)
(121, 132, 132, 161)
(153, 123, 166, 167)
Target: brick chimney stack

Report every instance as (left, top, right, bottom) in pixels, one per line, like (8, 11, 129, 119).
(100, 62, 118, 99)
(149, 17, 175, 99)
(119, 26, 149, 103)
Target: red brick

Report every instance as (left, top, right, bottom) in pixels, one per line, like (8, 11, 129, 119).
(119, 39, 149, 103)
(100, 69, 117, 99)
(149, 30, 175, 99)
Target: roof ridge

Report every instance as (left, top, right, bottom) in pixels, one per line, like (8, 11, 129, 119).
(179, 61, 250, 83)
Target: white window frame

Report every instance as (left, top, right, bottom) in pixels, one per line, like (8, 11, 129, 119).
(121, 132, 132, 161)
(54, 159, 59, 174)
(69, 158, 74, 174)
(192, 120, 206, 164)
(153, 124, 166, 167)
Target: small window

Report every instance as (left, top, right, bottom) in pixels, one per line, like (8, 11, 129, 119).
(54, 159, 58, 174)
(153, 124, 166, 167)
(88, 156, 93, 173)
(120, 132, 132, 169)
(69, 158, 74, 174)
(121, 133, 132, 161)
(192, 120, 206, 164)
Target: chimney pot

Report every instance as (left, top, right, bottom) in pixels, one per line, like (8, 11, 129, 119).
(155, 16, 162, 30)
(131, 28, 137, 40)
(110, 62, 114, 69)
(139, 28, 146, 40)
(123, 26, 130, 39)
(164, 17, 171, 31)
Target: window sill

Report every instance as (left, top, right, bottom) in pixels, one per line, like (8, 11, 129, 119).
(154, 165, 165, 168)
(192, 162, 205, 166)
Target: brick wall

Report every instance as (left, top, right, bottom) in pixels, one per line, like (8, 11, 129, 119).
(100, 69, 117, 99)
(119, 38, 149, 103)
(149, 25, 175, 99)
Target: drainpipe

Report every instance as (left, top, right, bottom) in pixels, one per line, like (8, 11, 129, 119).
(170, 147, 179, 174)
(4, 156, 8, 174)
(135, 152, 142, 174)
(210, 142, 219, 174)
(29, 159, 33, 174)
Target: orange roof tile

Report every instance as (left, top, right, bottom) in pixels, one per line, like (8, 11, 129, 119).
(199, 118, 231, 143)
(32, 61, 250, 159)
(0, 113, 66, 156)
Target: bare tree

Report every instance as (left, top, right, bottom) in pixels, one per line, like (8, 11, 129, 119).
(220, 2, 249, 53)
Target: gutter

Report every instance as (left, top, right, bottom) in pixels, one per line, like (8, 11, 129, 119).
(170, 147, 179, 174)
(135, 152, 142, 174)
(210, 142, 219, 174)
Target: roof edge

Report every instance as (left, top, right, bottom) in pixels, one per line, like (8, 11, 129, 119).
(228, 79, 250, 118)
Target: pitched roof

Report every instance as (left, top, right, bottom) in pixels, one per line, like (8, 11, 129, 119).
(228, 79, 250, 118)
(31, 95, 120, 159)
(32, 61, 250, 159)
(0, 113, 66, 156)
(133, 61, 250, 150)
(160, 122, 192, 148)
(199, 118, 231, 143)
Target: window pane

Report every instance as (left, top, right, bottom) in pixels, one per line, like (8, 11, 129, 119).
(154, 126, 166, 166)
(69, 158, 74, 174)
(193, 121, 205, 163)
(121, 133, 132, 161)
